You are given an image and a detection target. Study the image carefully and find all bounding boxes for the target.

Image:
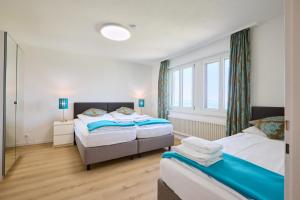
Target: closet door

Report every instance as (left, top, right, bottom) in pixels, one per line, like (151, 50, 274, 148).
(4, 33, 17, 174)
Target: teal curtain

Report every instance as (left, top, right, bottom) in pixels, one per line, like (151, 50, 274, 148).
(226, 29, 251, 136)
(158, 60, 169, 119)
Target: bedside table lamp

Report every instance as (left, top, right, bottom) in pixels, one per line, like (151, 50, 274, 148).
(59, 98, 68, 122)
(138, 99, 145, 114)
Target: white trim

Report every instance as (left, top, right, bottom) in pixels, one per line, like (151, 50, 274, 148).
(203, 57, 221, 110)
(168, 51, 229, 70)
(168, 51, 230, 117)
(182, 64, 194, 108)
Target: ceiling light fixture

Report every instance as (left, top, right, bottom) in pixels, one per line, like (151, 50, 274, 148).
(100, 24, 131, 41)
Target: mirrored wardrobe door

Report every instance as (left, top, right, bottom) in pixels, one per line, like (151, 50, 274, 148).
(15, 45, 24, 160)
(4, 33, 17, 174)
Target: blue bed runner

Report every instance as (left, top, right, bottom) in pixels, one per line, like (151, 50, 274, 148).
(135, 118, 170, 126)
(87, 120, 135, 132)
(162, 151, 284, 200)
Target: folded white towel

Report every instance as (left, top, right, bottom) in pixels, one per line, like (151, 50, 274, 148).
(175, 144, 222, 160)
(174, 145, 222, 167)
(182, 136, 223, 154)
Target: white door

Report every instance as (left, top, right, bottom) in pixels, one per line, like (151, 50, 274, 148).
(284, 0, 300, 199)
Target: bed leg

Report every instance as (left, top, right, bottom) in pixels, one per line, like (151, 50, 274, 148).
(130, 155, 134, 160)
(74, 133, 76, 145)
(168, 146, 172, 151)
(86, 164, 91, 171)
(138, 153, 142, 158)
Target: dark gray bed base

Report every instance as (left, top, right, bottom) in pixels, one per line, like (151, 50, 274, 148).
(158, 179, 182, 200)
(138, 134, 174, 153)
(75, 136, 138, 170)
(76, 134, 174, 170)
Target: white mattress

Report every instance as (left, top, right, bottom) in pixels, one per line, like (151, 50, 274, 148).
(160, 133, 285, 200)
(136, 124, 173, 139)
(74, 119, 136, 147)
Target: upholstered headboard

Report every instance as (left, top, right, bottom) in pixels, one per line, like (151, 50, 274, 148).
(251, 106, 284, 120)
(73, 102, 134, 118)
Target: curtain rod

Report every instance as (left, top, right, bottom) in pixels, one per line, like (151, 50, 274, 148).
(163, 22, 258, 61)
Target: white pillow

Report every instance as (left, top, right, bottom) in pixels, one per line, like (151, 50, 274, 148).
(242, 126, 267, 138)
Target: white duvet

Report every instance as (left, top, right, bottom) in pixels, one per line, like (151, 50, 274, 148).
(160, 133, 285, 200)
(215, 133, 284, 174)
(110, 112, 152, 122)
(76, 112, 173, 139)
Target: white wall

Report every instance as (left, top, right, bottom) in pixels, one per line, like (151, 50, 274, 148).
(20, 46, 153, 145)
(152, 15, 284, 117)
(251, 15, 284, 106)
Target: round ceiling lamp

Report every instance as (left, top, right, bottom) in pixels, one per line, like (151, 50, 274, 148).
(100, 24, 131, 41)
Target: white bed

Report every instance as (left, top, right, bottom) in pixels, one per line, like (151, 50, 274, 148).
(74, 119, 136, 147)
(160, 133, 285, 200)
(110, 112, 173, 138)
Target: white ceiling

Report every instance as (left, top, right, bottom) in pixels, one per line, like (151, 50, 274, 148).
(0, 0, 283, 65)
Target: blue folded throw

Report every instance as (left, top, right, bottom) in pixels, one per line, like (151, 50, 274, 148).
(162, 152, 284, 200)
(135, 118, 170, 126)
(87, 120, 135, 132)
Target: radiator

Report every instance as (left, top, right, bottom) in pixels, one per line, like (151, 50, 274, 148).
(169, 117, 226, 141)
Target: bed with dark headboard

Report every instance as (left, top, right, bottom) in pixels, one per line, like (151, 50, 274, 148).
(157, 106, 285, 200)
(73, 102, 134, 119)
(73, 102, 174, 170)
(251, 106, 284, 120)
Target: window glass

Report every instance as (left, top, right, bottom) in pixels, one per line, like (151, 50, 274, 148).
(205, 61, 220, 109)
(224, 58, 230, 110)
(182, 67, 193, 107)
(172, 70, 180, 107)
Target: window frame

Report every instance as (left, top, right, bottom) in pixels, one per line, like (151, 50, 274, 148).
(169, 68, 181, 108)
(181, 64, 195, 109)
(169, 63, 195, 111)
(203, 57, 221, 111)
(223, 56, 230, 112)
(168, 52, 229, 117)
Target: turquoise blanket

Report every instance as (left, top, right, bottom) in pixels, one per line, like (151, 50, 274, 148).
(162, 152, 284, 200)
(87, 120, 135, 132)
(135, 118, 170, 126)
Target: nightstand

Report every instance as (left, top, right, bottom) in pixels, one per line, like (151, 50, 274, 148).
(53, 120, 74, 146)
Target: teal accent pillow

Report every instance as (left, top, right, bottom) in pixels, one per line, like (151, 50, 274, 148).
(116, 107, 135, 115)
(249, 116, 284, 125)
(253, 116, 284, 140)
(82, 108, 107, 117)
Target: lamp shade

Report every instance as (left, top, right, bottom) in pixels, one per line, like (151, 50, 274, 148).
(59, 98, 68, 110)
(138, 99, 145, 108)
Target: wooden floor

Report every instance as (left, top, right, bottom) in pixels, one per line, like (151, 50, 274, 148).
(0, 139, 180, 200)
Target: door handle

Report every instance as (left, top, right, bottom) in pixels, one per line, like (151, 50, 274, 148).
(14, 101, 17, 105)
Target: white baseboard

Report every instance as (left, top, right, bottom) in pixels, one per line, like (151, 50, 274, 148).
(16, 139, 52, 147)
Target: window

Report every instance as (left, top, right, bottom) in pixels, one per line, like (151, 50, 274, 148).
(171, 70, 180, 107)
(182, 67, 193, 107)
(168, 52, 229, 116)
(205, 61, 220, 109)
(224, 58, 230, 110)
(169, 65, 194, 108)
